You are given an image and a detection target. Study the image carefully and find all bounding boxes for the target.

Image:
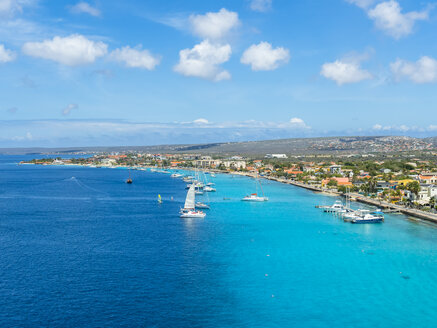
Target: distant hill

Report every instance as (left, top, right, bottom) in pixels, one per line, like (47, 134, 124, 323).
(0, 136, 435, 155)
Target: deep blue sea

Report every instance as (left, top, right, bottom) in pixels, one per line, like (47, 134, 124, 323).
(0, 155, 436, 327)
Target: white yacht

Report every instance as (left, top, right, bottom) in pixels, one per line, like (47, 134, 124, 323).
(180, 184, 206, 218)
(324, 200, 344, 212)
(242, 193, 269, 202)
(242, 172, 268, 202)
(352, 213, 383, 224)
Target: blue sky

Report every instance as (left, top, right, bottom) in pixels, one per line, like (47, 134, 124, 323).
(0, 0, 436, 147)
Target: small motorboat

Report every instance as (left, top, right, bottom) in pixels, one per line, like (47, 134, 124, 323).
(352, 213, 384, 224)
(195, 202, 210, 209)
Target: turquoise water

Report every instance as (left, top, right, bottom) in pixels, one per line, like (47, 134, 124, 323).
(0, 156, 436, 327)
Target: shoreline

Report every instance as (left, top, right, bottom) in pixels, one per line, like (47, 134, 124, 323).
(230, 171, 437, 225)
(22, 162, 437, 224)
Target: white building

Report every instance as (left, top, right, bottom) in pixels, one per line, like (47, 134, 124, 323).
(265, 154, 288, 159)
(330, 165, 342, 174)
(416, 184, 437, 205)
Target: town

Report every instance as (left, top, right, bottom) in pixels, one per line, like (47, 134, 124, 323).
(25, 150, 437, 213)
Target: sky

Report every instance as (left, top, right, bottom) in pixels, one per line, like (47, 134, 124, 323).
(0, 0, 437, 147)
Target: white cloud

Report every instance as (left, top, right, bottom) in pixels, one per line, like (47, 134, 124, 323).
(22, 34, 107, 66)
(289, 117, 309, 129)
(62, 104, 78, 116)
(373, 124, 383, 130)
(70, 2, 100, 17)
(174, 40, 231, 82)
(250, 0, 272, 12)
(321, 53, 373, 85)
(367, 1, 429, 39)
(193, 118, 209, 124)
(390, 56, 437, 84)
(241, 42, 289, 71)
(189, 8, 240, 40)
(110, 46, 160, 70)
(0, 0, 32, 17)
(11, 131, 33, 141)
(345, 0, 375, 9)
(0, 43, 15, 62)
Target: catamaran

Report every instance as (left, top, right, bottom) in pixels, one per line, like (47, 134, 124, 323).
(180, 184, 206, 218)
(242, 172, 268, 202)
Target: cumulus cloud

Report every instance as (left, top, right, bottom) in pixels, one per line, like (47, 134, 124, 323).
(390, 56, 437, 84)
(110, 45, 161, 70)
(0, 44, 15, 62)
(289, 117, 310, 129)
(70, 2, 100, 17)
(241, 42, 289, 71)
(193, 118, 209, 124)
(250, 0, 272, 12)
(62, 103, 78, 116)
(367, 1, 429, 39)
(321, 53, 373, 85)
(345, 0, 375, 9)
(22, 34, 108, 66)
(189, 8, 240, 40)
(174, 40, 231, 82)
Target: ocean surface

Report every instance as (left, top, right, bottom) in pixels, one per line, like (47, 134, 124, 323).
(0, 155, 436, 327)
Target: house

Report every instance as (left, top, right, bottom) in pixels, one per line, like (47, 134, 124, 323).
(376, 181, 395, 190)
(416, 184, 437, 205)
(419, 173, 437, 184)
(322, 177, 352, 187)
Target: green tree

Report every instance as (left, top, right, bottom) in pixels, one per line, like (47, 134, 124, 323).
(406, 181, 420, 196)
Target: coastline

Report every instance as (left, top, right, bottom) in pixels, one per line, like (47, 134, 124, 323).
(22, 162, 437, 225)
(230, 171, 437, 225)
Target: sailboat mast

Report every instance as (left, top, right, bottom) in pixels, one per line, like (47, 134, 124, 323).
(257, 170, 265, 197)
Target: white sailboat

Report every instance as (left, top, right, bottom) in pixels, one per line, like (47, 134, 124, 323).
(242, 172, 268, 202)
(180, 184, 206, 218)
